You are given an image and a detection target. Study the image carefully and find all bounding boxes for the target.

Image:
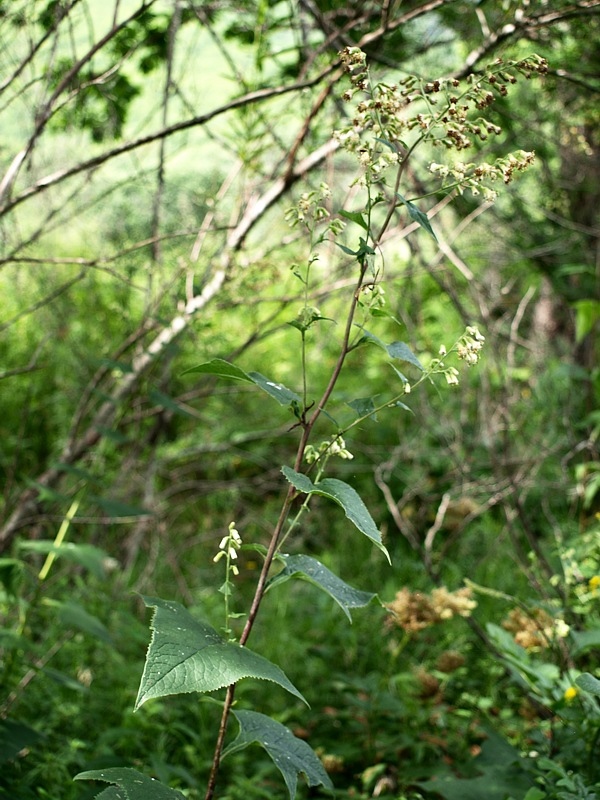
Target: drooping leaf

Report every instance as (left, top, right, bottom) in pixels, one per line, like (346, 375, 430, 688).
(247, 373, 301, 406)
(181, 357, 254, 382)
(396, 192, 437, 241)
(50, 600, 112, 643)
(17, 541, 108, 579)
(94, 426, 130, 444)
(267, 554, 377, 621)
(41, 667, 88, 693)
(0, 558, 24, 597)
(135, 596, 306, 710)
(339, 210, 369, 231)
(149, 388, 197, 419)
(347, 396, 378, 421)
(88, 495, 153, 518)
(51, 462, 99, 483)
(576, 672, 600, 697)
(281, 468, 390, 562)
(223, 710, 334, 799)
(0, 719, 43, 764)
(75, 768, 185, 799)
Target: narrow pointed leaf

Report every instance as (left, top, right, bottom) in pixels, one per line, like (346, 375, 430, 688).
(181, 358, 254, 382)
(75, 768, 185, 799)
(247, 372, 301, 406)
(267, 554, 376, 621)
(281, 468, 390, 562)
(135, 597, 306, 709)
(396, 192, 437, 241)
(223, 710, 334, 799)
(336, 242, 360, 256)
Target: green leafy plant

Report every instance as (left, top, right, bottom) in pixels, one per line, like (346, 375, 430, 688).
(73, 47, 547, 800)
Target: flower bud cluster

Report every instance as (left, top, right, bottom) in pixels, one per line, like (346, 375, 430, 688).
(285, 182, 331, 227)
(304, 435, 354, 464)
(429, 149, 535, 199)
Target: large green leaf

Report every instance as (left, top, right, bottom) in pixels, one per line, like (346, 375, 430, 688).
(416, 728, 532, 800)
(267, 554, 377, 621)
(571, 628, 600, 657)
(135, 597, 306, 710)
(223, 710, 334, 799)
(75, 768, 185, 799)
(281, 468, 390, 562)
(181, 358, 301, 406)
(576, 672, 600, 697)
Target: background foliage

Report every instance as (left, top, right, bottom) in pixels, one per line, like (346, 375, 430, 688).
(1, 1, 599, 798)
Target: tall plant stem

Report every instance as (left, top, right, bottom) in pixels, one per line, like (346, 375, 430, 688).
(203, 259, 369, 800)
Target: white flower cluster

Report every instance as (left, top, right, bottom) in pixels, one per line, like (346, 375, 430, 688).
(213, 522, 242, 575)
(304, 435, 354, 464)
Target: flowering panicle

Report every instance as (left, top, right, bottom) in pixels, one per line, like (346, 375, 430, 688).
(502, 607, 570, 651)
(335, 47, 544, 194)
(385, 585, 476, 633)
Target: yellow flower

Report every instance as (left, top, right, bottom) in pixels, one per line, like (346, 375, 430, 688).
(589, 575, 600, 593)
(564, 686, 578, 702)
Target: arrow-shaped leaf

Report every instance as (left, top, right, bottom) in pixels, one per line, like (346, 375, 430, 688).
(281, 468, 390, 563)
(223, 710, 334, 799)
(135, 597, 306, 710)
(396, 192, 437, 241)
(267, 554, 377, 621)
(75, 767, 185, 799)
